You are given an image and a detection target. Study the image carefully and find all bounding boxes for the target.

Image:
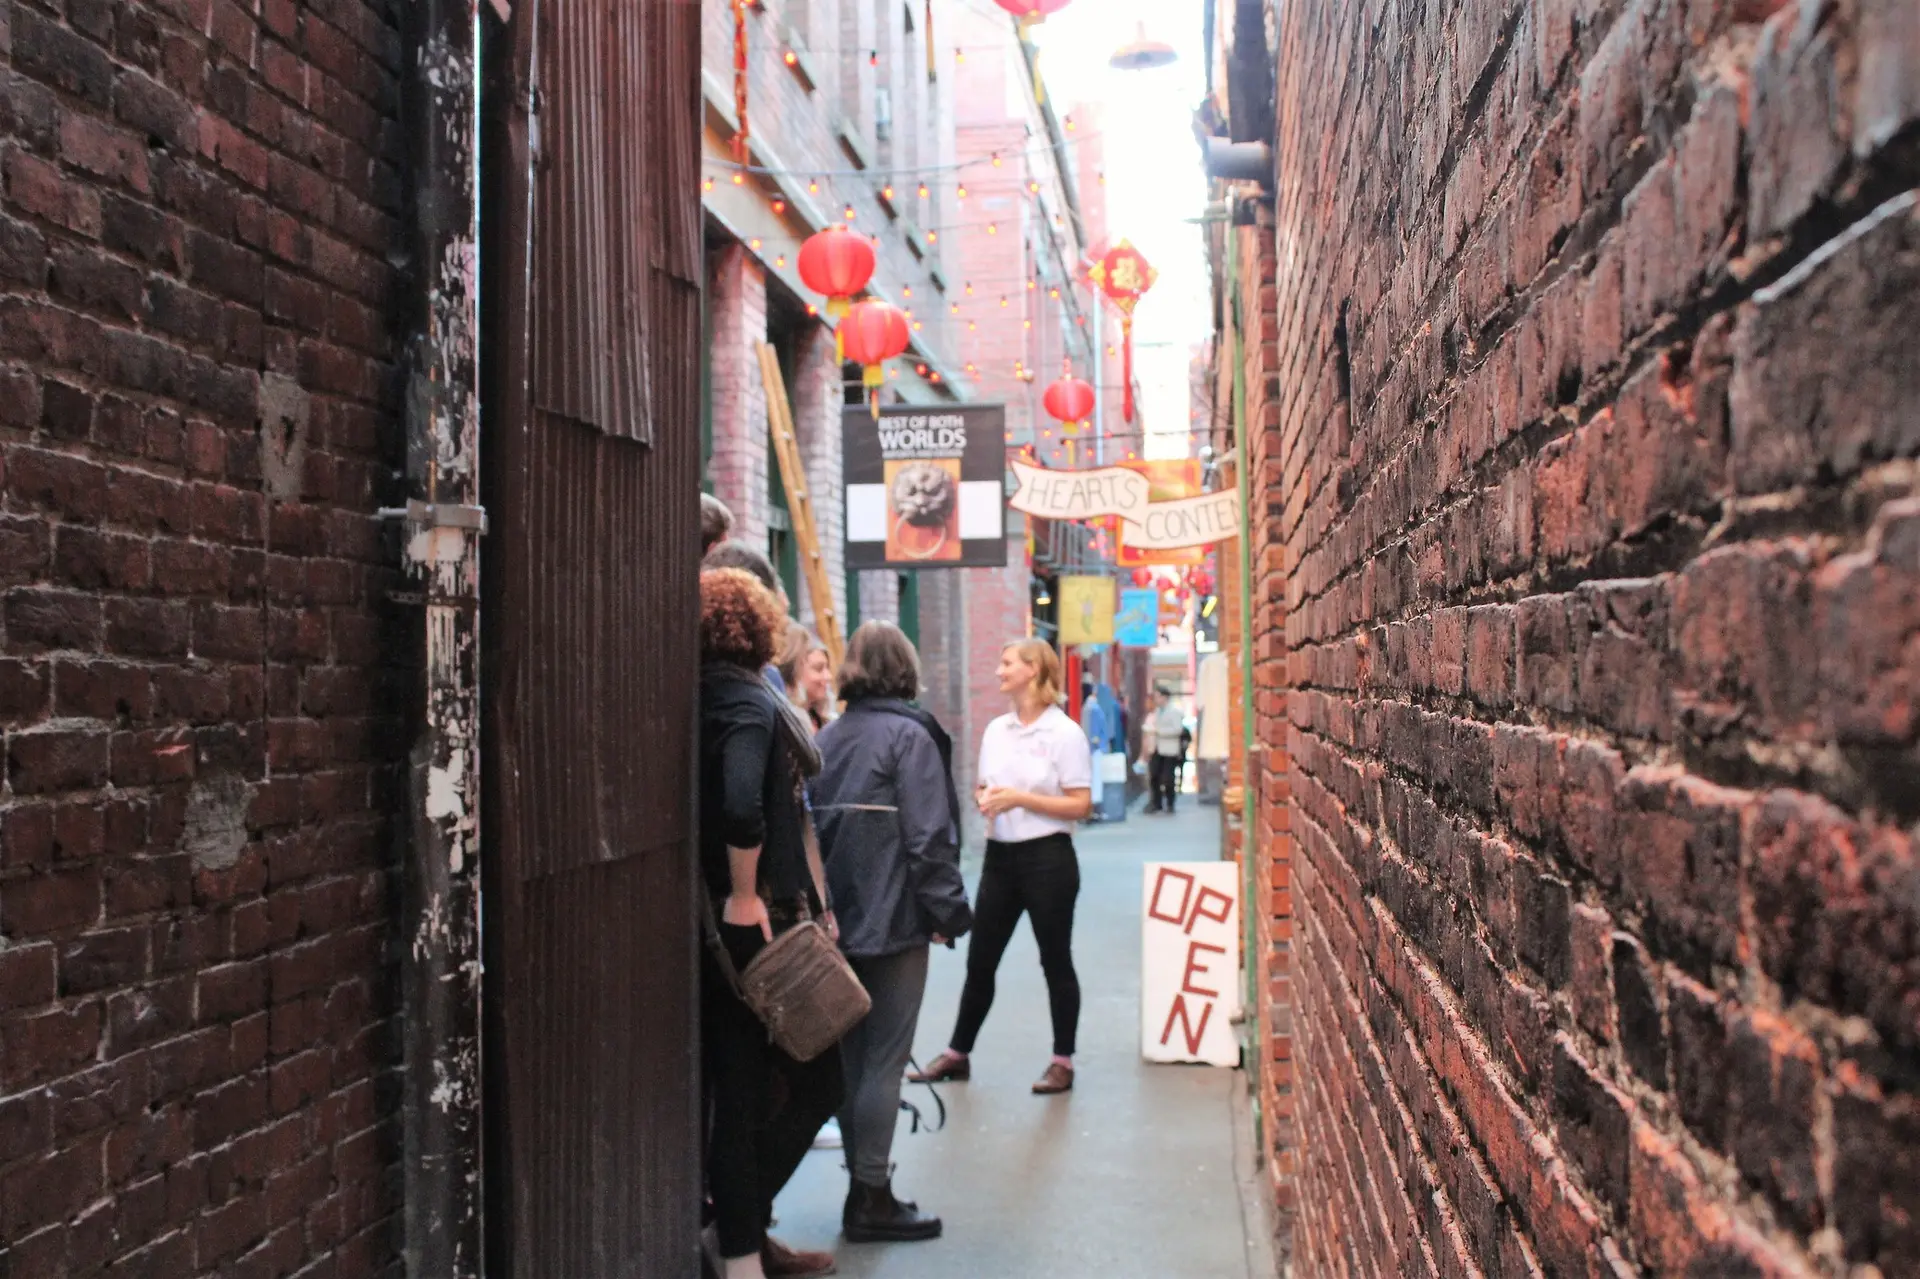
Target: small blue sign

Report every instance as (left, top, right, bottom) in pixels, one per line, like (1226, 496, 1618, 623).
(1115, 588, 1159, 648)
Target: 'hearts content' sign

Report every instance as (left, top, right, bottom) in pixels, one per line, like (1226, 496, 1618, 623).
(1008, 459, 1241, 550)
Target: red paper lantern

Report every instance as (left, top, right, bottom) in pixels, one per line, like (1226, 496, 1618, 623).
(1089, 240, 1158, 424)
(840, 300, 911, 415)
(797, 226, 877, 319)
(1131, 567, 1153, 587)
(1042, 376, 1095, 429)
(994, 0, 1072, 27)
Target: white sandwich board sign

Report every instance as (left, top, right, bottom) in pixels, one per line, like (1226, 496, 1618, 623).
(1141, 861, 1241, 1066)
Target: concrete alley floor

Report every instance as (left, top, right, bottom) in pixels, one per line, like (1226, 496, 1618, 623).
(775, 798, 1261, 1279)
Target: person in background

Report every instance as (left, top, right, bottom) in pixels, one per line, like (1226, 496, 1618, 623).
(912, 638, 1092, 1095)
(698, 569, 842, 1279)
(704, 542, 792, 695)
(702, 492, 735, 555)
(1078, 681, 1108, 822)
(1142, 684, 1186, 814)
(777, 624, 835, 731)
(811, 622, 972, 1242)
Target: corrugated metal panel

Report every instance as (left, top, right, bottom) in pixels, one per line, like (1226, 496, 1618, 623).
(481, 0, 703, 1273)
(528, 0, 655, 442)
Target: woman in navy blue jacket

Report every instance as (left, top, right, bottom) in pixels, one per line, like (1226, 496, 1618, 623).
(811, 621, 972, 1244)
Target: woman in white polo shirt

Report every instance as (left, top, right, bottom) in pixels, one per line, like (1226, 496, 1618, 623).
(910, 638, 1092, 1095)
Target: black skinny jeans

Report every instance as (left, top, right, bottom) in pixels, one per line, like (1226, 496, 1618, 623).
(704, 920, 845, 1259)
(950, 833, 1081, 1058)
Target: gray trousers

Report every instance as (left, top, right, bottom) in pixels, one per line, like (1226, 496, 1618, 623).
(838, 945, 931, 1186)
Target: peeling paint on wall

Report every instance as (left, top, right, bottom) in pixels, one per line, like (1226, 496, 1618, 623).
(181, 771, 250, 870)
(259, 373, 311, 501)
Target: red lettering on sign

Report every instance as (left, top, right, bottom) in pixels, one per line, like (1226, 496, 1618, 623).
(1180, 940, 1226, 998)
(1186, 886, 1234, 935)
(1159, 994, 1214, 1055)
(1147, 866, 1195, 926)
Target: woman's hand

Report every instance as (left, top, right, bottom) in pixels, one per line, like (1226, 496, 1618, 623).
(977, 785, 1027, 818)
(722, 891, 772, 941)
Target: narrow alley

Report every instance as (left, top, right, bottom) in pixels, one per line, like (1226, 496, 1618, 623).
(777, 803, 1267, 1279)
(0, 0, 1915, 1272)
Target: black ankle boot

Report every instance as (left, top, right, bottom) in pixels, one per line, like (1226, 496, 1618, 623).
(843, 1178, 942, 1242)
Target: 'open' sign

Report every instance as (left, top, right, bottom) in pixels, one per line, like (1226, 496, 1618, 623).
(1140, 862, 1241, 1066)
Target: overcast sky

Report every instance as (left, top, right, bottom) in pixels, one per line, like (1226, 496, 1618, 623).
(1037, 0, 1210, 460)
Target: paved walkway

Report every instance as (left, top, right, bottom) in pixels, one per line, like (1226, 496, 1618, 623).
(776, 800, 1259, 1278)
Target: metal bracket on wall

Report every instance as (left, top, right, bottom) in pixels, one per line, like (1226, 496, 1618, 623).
(377, 498, 490, 535)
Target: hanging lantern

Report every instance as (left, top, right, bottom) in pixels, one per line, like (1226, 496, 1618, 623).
(1131, 567, 1153, 587)
(993, 0, 1072, 34)
(1088, 239, 1158, 423)
(798, 226, 877, 358)
(994, 0, 1072, 101)
(730, 0, 750, 163)
(1042, 375, 1096, 435)
(839, 300, 911, 417)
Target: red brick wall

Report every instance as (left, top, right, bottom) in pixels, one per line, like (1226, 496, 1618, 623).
(1265, 0, 1920, 1271)
(0, 0, 406, 1272)
(1233, 212, 1295, 1231)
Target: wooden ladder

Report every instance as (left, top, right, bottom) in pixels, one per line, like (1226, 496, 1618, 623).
(756, 342, 846, 672)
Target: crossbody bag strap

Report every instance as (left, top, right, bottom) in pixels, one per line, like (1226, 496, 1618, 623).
(698, 879, 751, 1003)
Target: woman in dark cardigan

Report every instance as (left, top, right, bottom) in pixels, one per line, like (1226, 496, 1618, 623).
(811, 621, 972, 1244)
(698, 568, 843, 1279)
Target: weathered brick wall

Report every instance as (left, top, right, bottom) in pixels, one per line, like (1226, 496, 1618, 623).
(1266, 0, 1920, 1271)
(0, 0, 407, 1272)
(1233, 211, 1296, 1235)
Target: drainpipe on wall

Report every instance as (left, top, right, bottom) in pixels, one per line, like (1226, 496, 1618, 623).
(394, 0, 484, 1273)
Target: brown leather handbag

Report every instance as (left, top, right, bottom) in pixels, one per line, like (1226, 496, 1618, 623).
(702, 873, 870, 1061)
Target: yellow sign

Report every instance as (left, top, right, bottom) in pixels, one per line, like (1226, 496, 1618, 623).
(1058, 575, 1116, 646)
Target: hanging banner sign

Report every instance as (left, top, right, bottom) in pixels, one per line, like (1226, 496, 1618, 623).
(1115, 588, 1160, 648)
(1058, 575, 1115, 646)
(1008, 459, 1239, 550)
(1142, 861, 1240, 1066)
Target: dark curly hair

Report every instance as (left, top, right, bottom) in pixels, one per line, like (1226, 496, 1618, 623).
(701, 568, 785, 669)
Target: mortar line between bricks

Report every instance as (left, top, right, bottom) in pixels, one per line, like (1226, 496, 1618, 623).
(1288, 134, 1920, 625)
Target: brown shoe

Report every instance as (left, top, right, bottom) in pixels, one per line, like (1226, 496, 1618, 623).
(1032, 1062, 1074, 1094)
(907, 1050, 970, 1083)
(763, 1235, 836, 1277)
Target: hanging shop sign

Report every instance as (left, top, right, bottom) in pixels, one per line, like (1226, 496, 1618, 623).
(1057, 574, 1115, 646)
(1115, 587, 1160, 648)
(1007, 459, 1240, 551)
(844, 402, 1008, 569)
(1142, 861, 1240, 1066)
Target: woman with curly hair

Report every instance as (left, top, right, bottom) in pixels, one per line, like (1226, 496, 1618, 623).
(699, 568, 843, 1279)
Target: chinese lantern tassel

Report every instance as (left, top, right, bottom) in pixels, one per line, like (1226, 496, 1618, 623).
(1121, 315, 1137, 424)
(731, 0, 750, 163)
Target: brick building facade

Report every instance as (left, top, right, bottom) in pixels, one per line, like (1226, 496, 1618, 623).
(0, 0, 410, 1271)
(1214, 0, 1920, 1270)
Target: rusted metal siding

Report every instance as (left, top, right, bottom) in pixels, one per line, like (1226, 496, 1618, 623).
(482, 0, 704, 1272)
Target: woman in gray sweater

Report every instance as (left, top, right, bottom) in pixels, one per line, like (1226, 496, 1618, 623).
(811, 621, 973, 1244)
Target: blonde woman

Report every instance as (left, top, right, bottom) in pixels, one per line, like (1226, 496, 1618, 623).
(911, 638, 1092, 1095)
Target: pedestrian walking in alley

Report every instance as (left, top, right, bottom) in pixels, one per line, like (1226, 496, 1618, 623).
(698, 569, 845, 1279)
(811, 621, 974, 1243)
(913, 639, 1093, 1095)
(1142, 684, 1186, 814)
